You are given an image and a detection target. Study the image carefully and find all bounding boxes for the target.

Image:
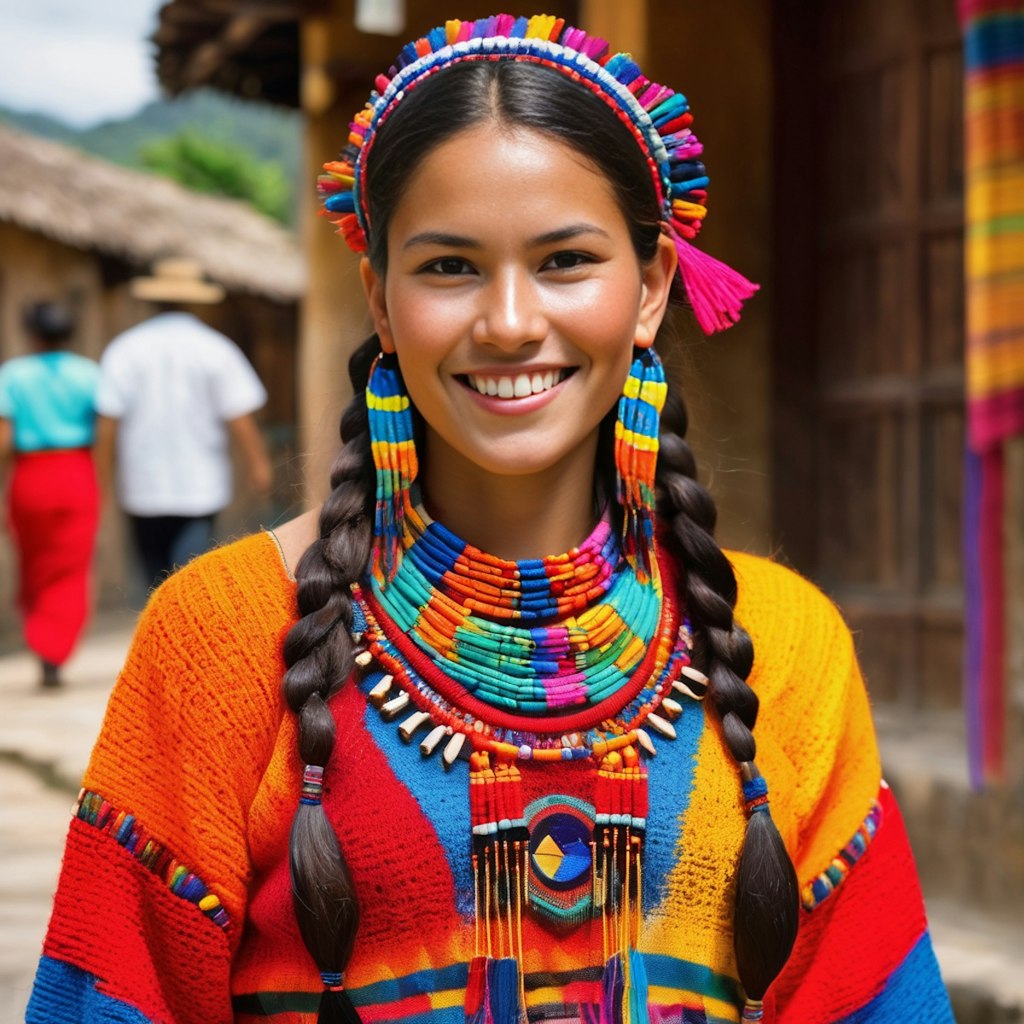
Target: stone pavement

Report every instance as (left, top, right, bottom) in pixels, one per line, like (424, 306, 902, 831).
(0, 617, 133, 1024)
(1, 621, 1023, 1022)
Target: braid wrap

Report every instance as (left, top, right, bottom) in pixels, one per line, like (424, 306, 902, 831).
(656, 380, 799, 1001)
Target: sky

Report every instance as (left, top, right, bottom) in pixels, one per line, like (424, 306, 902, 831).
(0, 0, 164, 128)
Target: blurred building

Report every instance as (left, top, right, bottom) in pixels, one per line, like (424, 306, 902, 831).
(0, 122, 306, 613)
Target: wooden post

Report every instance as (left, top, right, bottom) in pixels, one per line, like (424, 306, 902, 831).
(298, 14, 373, 508)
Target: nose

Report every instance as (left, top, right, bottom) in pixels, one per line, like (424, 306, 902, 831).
(471, 266, 547, 350)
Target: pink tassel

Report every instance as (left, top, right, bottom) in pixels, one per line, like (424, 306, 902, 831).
(671, 231, 759, 334)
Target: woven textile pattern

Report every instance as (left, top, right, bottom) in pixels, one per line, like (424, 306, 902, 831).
(963, 0, 1024, 450)
(27, 534, 952, 1023)
(961, 0, 1024, 784)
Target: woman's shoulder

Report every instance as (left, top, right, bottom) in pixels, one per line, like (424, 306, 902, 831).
(79, 532, 302, 901)
(724, 549, 852, 651)
(135, 529, 297, 670)
(721, 551, 880, 847)
(720, 549, 861, 711)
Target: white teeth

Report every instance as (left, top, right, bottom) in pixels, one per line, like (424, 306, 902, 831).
(466, 369, 567, 399)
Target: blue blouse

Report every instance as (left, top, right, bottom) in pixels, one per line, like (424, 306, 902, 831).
(0, 351, 100, 452)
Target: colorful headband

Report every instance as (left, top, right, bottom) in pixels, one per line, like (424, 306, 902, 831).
(318, 13, 757, 334)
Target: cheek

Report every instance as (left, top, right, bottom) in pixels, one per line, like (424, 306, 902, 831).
(387, 294, 471, 361)
(584, 301, 644, 373)
(562, 277, 643, 343)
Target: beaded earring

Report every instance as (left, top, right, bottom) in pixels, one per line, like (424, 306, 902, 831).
(366, 352, 419, 581)
(615, 348, 667, 580)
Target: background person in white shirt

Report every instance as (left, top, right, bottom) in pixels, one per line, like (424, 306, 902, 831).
(95, 258, 273, 590)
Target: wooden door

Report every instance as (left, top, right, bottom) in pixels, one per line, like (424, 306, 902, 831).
(773, 0, 965, 708)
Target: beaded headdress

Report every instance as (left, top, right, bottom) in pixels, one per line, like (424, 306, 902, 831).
(318, 13, 758, 335)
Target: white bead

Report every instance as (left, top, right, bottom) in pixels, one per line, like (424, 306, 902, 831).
(673, 678, 706, 701)
(443, 731, 466, 767)
(635, 728, 657, 757)
(355, 650, 373, 667)
(660, 697, 683, 718)
(367, 675, 393, 707)
(681, 665, 709, 685)
(646, 712, 677, 740)
(420, 724, 447, 756)
(398, 711, 431, 742)
(380, 691, 410, 721)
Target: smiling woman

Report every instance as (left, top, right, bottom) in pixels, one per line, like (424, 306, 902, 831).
(28, 13, 954, 1024)
(359, 122, 675, 553)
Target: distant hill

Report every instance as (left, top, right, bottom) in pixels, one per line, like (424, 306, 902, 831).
(0, 90, 305, 224)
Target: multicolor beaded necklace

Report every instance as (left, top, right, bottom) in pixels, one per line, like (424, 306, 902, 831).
(349, 501, 710, 1024)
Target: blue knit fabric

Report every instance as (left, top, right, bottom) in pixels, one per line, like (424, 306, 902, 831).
(838, 931, 954, 1024)
(27, 956, 154, 1024)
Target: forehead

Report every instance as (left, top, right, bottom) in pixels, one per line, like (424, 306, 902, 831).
(387, 122, 627, 244)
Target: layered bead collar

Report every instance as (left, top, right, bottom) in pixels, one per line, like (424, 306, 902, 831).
(351, 504, 705, 760)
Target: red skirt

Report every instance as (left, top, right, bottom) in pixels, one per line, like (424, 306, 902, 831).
(7, 449, 99, 665)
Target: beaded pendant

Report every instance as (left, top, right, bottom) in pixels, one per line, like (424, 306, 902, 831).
(351, 622, 707, 1024)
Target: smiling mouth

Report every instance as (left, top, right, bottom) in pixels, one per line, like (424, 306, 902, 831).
(461, 368, 574, 399)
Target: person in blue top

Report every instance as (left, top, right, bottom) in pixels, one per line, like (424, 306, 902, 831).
(0, 302, 100, 687)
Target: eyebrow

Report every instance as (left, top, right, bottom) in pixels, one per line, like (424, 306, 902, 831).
(403, 231, 481, 251)
(402, 223, 611, 250)
(531, 223, 612, 245)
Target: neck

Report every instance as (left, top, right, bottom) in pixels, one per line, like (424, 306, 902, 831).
(420, 432, 601, 560)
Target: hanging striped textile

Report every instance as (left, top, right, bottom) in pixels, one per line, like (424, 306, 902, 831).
(961, 0, 1024, 785)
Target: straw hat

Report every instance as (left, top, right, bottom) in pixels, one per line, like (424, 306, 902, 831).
(130, 257, 225, 304)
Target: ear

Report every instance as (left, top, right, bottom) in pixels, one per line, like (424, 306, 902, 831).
(634, 233, 678, 349)
(359, 257, 395, 354)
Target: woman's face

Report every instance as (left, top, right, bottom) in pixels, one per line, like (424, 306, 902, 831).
(360, 121, 676, 492)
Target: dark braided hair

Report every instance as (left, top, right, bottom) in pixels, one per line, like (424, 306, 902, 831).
(656, 385, 799, 1002)
(282, 338, 376, 1021)
(283, 55, 797, 1017)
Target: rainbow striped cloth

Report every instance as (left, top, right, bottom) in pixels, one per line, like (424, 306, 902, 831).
(961, 0, 1024, 784)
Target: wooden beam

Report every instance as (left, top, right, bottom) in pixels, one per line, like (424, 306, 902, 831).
(579, 0, 648, 63)
(178, 12, 277, 87)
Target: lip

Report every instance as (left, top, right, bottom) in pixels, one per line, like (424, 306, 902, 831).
(455, 367, 575, 416)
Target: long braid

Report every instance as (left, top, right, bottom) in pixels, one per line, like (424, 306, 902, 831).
(655, 379, 800, 1004)
(282, 337, 379, 1016)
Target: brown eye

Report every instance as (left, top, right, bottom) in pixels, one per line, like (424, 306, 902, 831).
(424, 258, 473, 275)
(543, 251, 591, 271)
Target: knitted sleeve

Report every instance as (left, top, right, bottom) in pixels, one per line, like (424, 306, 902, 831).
(26, 534, 294, 1024)
(730, 553, 953, 1023)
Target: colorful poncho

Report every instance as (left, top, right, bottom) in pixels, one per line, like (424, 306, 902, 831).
(27, 532, 953, 1023)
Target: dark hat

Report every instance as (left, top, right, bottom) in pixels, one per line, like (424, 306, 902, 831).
(24, 301, 74, 344)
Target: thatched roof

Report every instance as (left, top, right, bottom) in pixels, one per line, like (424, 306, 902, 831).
(0, 123, 305, 302)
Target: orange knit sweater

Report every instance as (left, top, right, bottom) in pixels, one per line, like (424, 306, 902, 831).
(28, 531, 952, 1024)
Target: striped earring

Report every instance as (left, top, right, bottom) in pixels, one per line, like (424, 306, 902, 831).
(366, 352, 419, 581)
(615, 347, 667, 580)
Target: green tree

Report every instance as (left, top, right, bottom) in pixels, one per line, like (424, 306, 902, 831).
(140, 129, 292, 224)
